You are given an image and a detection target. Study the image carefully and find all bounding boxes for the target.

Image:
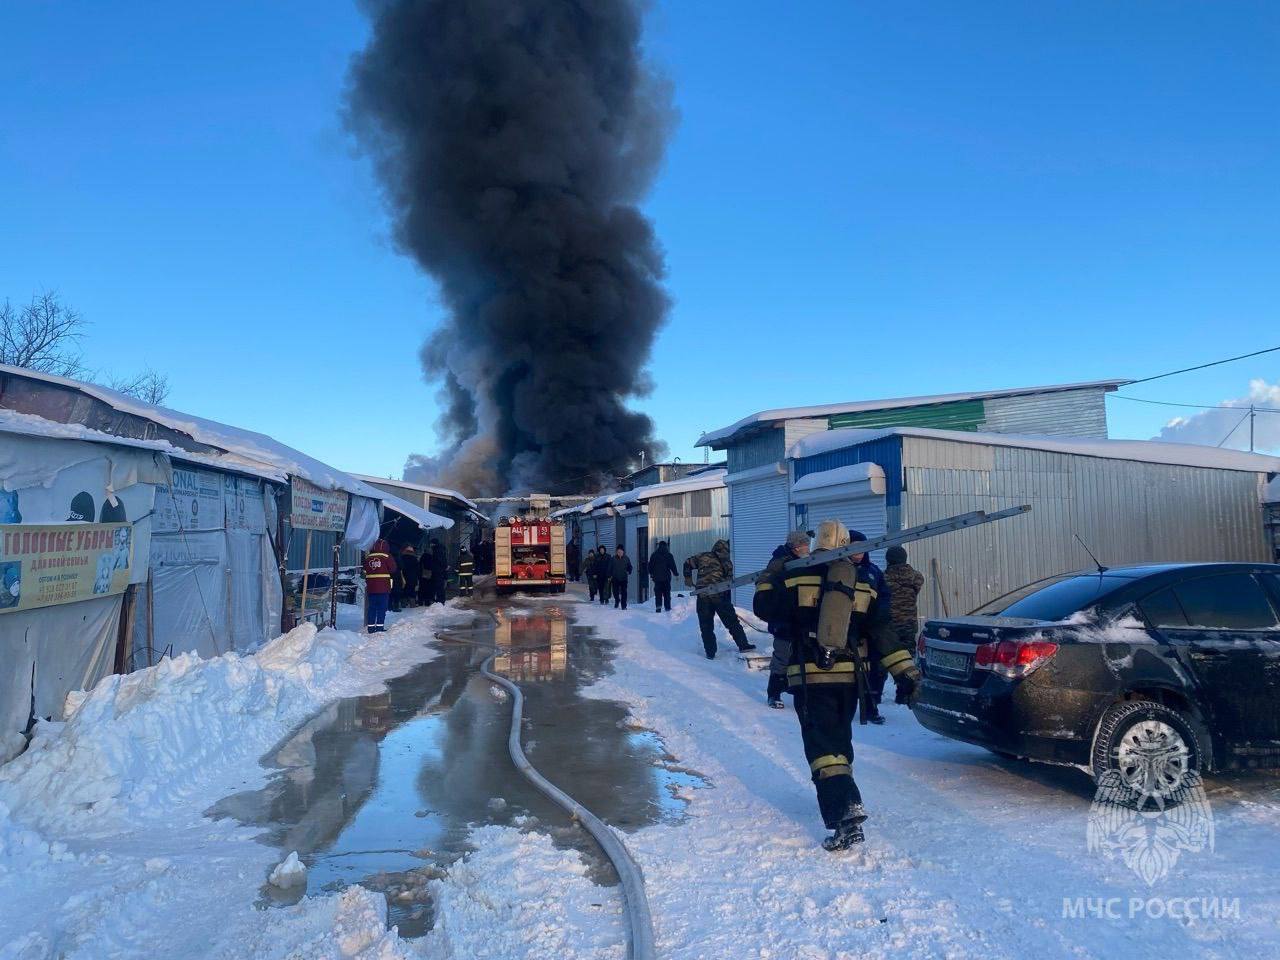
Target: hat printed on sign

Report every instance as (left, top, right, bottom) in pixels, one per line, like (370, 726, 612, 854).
(99, 498, 127, 523)
(67, 492, 95, 522)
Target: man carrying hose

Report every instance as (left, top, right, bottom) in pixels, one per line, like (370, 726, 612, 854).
(778, 520, 921, 850)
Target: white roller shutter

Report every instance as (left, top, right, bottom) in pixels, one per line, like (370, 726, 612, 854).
(795, 497, 888, 568)
(728, 470, 790, 607)
(791, 463, 889, 568)
(596, 514, 617, 553)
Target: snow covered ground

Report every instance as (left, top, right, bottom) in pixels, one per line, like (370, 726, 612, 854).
(0, 603, 473, 960)
(555, 595, 1280, 960)
(2, 590, 1278, 959)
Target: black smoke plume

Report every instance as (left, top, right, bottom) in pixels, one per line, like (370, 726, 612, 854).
(347, 0, 673, 495)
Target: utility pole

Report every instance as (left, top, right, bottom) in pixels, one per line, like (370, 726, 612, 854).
(1251, 405, 1256, 452)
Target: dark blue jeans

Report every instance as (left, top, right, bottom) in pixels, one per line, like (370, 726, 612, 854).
(367, 592, 390, 632)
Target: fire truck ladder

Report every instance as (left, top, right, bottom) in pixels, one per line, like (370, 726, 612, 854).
(693, 505, 1032, 597)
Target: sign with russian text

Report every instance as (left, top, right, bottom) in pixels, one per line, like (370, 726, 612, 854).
(0, 523, 133, 613)
(154, 467, 225, 533)
(290, 477, 348, 532)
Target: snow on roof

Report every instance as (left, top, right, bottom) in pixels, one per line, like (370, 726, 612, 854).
(0, 363, 380, 499)
(0, 408, 282, 482)
(378, 491, 454, 530)
(791, 463, 883, 494)
(349, 474, 480, 511)
(612, 469, 728, 508)
(696, 380, 1130, 448)
(790, 425, 1280, 474)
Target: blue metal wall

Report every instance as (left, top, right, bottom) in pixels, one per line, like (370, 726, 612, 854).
(792, 436, 905, 510)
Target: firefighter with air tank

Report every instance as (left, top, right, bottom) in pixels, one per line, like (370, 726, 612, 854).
(770, 519, 921, 850)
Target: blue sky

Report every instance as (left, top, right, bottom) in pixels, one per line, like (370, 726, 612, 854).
(2, 1, 1278, 481)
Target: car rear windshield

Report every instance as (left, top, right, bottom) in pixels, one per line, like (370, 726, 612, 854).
(986, 574, 1129, 621)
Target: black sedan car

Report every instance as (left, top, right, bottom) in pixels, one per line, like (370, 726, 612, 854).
(912, 563, 1280, 785)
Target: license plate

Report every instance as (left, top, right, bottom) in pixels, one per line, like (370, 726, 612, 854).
(926, 648, 970, 673)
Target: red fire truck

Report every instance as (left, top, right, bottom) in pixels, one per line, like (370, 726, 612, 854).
(494, 518, 567, 594)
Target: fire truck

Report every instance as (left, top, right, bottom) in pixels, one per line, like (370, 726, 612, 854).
(494, 517, 567, 594)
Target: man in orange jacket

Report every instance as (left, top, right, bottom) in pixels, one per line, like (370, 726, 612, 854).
(363, 539, 397, 633)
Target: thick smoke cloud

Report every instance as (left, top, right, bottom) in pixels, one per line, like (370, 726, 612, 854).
(1155, 379, 1280, 452)
(348, 0, 673, 495)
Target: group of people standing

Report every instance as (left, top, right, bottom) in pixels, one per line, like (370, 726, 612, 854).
(570, 538, 685, 614)
(579, 544, 635, 609)
(362, 538, 474, 632)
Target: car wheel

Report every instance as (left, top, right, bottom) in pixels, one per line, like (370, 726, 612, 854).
(1091, 700, 1203, 795)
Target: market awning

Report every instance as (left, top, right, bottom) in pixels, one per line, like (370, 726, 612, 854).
(380, 492, 454, 531)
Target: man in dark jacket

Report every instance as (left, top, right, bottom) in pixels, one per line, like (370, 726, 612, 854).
(761, 530, 812, 708)
(648, 540, 678, 612)
(430, 540, 448, 604)
(397, 545, 421, 611)
(610, 546, 632, 609)
(883, 545, 925, 704)
(685, 539, 756, 659)
(566, 539, 580, 582)
(594, 546, 611, 605)
(583, 548, 598, 601)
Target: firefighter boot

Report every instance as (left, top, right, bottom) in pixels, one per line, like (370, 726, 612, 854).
(821, 804, 868, 851)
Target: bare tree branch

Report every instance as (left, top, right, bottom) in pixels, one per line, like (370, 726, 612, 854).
(0, 291, 86, 377)
(106, 368, 170, 406)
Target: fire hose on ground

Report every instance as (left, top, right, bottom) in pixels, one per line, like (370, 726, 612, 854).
(480, 653, 657, 960)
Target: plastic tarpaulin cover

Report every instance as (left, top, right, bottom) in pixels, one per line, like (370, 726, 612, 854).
(0, 595, 120, 739)
(345, 495, 380, 550)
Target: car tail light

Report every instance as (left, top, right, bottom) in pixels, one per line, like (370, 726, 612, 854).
(973, 639, 1058, 679)
(916, 631, 927, 657)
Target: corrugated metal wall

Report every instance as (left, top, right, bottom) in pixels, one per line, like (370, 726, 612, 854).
(899, 437, 1271, 622)
(728, 474, 790, 607)
(725, 430, 787, 473)
(792, 435, 905, 534)
(981, 389, 1109, 438)
(647, 488, 730, 574)
(783, 418, 828, 450)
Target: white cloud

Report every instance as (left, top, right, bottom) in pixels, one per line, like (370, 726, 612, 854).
(1154, 379, 1280, 452)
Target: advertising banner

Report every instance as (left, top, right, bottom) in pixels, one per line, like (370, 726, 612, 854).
(0, 522, 133, 613)
(290, 477, 348, 532)
(154, 468, 225, 533)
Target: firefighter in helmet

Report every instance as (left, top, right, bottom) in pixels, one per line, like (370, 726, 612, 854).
(779, 519, 921, 850)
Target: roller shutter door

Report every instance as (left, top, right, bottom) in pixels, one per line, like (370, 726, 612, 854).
(729, 473, 790, 607)
(596, 515, 617, 554)
(794, 496, 889, 568)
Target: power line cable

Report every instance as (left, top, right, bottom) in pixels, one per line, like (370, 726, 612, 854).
(1215, 409, 1254, 448)
(1129, 344, 1280, 386)
(1112, 394, 1280, 414)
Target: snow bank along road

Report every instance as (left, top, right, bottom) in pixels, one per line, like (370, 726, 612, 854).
(2, 592, 1278, 958)
(0, 605, 478, 959)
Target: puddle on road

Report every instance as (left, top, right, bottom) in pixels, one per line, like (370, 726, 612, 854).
(209, 600, 703, 938)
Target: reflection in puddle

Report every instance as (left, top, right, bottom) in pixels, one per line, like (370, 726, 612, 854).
(209, 601, 704, 938)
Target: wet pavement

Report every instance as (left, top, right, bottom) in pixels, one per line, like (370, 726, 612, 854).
(209, 599, 703, 938)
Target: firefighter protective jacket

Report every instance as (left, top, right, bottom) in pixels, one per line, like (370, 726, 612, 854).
(779, 558, 916, 689)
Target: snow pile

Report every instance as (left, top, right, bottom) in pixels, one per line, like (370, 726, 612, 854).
(420, 824, 624, 960)
(0, 605, 466, 838)
(269, 851, 308, 889)
(213, 886, 416, 960)
(0, 605, 472, 959)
